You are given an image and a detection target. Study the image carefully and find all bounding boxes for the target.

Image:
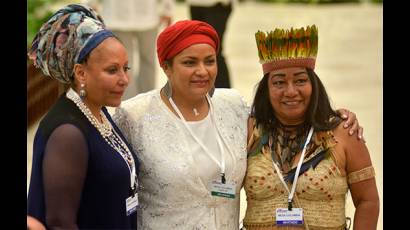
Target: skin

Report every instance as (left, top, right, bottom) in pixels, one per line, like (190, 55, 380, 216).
(44, 37, 130, 229)
(161, 43, 217, 121)
(73, 37, 130, 120)
(268, 67, 312, 125)
(27, 216, 46, 230)
(246, 67, 379, 230)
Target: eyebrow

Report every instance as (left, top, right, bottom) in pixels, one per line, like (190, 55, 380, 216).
(271, 71, 307, 78)
(182, 54, 215, 60)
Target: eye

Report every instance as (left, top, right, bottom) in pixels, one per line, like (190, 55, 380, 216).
(123, 66, 131, 72)
(272, 81, 285, 86)
(107, 67, 118, 74)
(205, 58, 216, 65)
(182, 60, 195, 66)
(295, 78, 308, 85)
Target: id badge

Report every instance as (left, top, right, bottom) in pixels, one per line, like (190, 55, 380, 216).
(126, 194, 139, 216)
(210, 180, 236, 199)
(276, 208, 303, 225)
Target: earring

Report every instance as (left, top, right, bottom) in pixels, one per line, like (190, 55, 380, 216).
(79, 83, 87, 100)
(162, 81, 172, 98)
(208, 86, 215, 97)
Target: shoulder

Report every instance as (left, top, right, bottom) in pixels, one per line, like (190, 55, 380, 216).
(114, 89, 159, 121)
(213, 89, 249, 109)
(39, 95, 89, 139)
(332, 122, 372, 173)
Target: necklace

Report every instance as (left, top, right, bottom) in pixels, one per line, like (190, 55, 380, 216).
(270, 122, 310, 173)
(66, 88, 135, 168)
(193, 108, 199, 116)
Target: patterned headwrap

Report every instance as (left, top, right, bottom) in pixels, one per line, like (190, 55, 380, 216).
(28, 4, 115, 84)
(157, 20, 220, 68)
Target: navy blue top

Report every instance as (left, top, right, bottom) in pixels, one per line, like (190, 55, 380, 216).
(27, 95, 139, 229)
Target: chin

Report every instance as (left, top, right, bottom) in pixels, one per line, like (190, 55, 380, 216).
(106, 99, 122, 107)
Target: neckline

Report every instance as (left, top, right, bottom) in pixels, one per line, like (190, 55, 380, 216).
(157, 89, 210, 123)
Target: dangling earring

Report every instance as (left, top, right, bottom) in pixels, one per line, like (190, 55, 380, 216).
(208, 86, 215, 97)
(79, 83, 87, 100)
(162, 81, 172, 98)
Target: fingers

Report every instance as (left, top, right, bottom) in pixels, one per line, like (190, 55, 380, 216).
(348, 118, 359, 135)
(358, 126, 366, 142)
(343, 110, 356, 128)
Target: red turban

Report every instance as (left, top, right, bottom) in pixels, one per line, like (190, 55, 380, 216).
(157, 20, 220, 67)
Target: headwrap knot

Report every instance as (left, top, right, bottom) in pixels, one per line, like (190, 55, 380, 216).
(28, 4, 115, 84)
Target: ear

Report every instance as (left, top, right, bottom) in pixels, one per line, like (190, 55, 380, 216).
(162, 63, 172, 80)
(73, 63, 87, 86)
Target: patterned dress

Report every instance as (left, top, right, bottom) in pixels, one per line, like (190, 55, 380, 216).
(113, 89, 249, 229)
(243, 123, 349, 230)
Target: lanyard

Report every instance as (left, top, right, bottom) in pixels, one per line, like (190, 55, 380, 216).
(270, 126, 314, 210)
(112, 128, 138, 195)
(168, 95, 228, 183)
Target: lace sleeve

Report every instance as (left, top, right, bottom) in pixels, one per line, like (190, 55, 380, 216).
(42, 123, 88, 229)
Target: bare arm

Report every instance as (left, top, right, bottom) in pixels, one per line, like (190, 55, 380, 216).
(43, 124, 88, 230)
(335, 124, 379, 230)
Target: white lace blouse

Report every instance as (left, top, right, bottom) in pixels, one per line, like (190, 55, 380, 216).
(113, 89, 249, 229)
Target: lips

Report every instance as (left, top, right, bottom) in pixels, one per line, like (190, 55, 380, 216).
(111, 91, 124, 96)
(282, 101, 302, 106)
(191, 80, 209, 87)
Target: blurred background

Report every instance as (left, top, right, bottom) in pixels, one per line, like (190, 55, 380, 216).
(27, 0, 382, 228)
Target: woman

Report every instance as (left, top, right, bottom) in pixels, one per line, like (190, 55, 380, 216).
(242, 25, 379, 229)
(114, 20, 362, 229)
(27, 4, 139, 229)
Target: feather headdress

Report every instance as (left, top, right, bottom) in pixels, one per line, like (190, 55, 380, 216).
(255, 25, 318, 74)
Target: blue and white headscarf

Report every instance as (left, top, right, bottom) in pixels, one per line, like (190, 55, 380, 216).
(28, 4, 115, 84)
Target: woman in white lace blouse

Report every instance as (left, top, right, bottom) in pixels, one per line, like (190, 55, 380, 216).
(113, 20, 361, 230)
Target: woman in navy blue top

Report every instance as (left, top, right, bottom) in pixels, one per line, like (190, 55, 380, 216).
(27, 4, 139, 229)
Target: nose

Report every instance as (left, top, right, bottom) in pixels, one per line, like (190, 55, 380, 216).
(119, 69, 129, 87)
(284, 83, 298, 97)
(195, 63, 207, 77)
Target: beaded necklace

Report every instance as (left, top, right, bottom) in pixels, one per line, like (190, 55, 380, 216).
(270, 122, 310, 174)
(66, 88, 135, 169)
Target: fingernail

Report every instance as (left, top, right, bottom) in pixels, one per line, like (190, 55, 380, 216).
(359, 135, 362, 139)
(344, 124, 348, 128)
(349, 130, 353, 135)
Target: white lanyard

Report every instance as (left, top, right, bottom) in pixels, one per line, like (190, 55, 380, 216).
(112, 128, 137, 194)
(168, 95, 228, 183)
(271, 126, 314, 210)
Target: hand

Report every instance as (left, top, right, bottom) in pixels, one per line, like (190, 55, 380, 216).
(336, 108, 365, 141)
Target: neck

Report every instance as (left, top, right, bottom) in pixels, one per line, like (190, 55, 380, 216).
(160, 89, 209, 120)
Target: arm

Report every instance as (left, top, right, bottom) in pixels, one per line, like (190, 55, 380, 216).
(335, 125, 379, 230)
(43, 124, 88, 230)
(336, 108, 364, 140)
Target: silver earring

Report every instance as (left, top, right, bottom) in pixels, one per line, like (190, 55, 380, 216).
(208, 86, 215, 97)
(79, 83, 87, 100)
(162, 81, 172, 98)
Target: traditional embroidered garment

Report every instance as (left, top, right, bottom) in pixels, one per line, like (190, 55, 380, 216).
(243, 123, 349, 230)
(113, 89, 249, 229)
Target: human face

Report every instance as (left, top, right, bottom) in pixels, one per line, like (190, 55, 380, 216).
(78, 37, 129, 112)
(164, 43, 217, 101)
(268, 67, 312, 125)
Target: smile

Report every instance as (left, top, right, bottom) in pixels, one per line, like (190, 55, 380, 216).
(282, 101, 301, 106)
